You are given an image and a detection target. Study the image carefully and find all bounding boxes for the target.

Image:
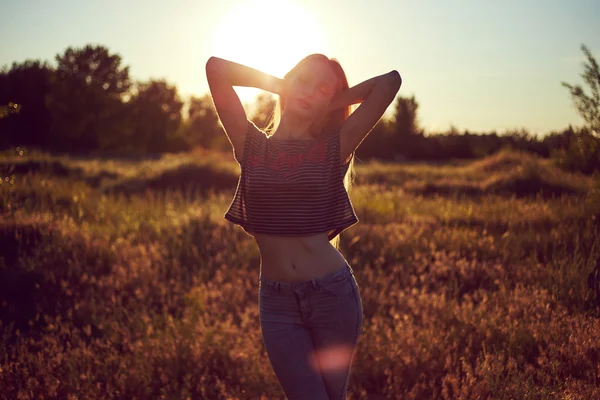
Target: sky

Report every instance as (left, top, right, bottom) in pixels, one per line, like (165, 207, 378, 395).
(1, 0, 599, 136)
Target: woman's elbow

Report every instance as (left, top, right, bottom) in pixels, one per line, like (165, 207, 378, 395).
(206, 56, 217, 72)
(206, 56, 226, 75)
(388, 70, 402, 90)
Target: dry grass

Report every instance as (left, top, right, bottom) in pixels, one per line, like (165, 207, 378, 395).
(1, 148, 599, 399)
(354, 149, 593, 198)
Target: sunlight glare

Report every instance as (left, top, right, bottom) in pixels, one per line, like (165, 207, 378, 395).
(210, 0, 330, 104)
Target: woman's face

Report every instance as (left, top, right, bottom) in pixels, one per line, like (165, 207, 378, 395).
(284, 58, 338, 122)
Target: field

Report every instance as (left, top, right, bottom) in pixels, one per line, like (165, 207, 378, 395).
(1, 147, 599, 399)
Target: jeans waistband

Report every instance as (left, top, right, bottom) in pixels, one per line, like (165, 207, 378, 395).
(260, 263, 354, 290)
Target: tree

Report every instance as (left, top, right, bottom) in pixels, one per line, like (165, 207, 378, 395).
(47, 44, 131, 152)
(390, 95, 425, 159)
(561, 44, 600, 137)
(183, 93, 226, 151)
(0, 60, 53, 149)
(392, 95, 422, 137)
(249, 92, 276, 131)
(555, 44, 600, 174)
(127, 79, 183, 153)
(353, 94, 422, 161)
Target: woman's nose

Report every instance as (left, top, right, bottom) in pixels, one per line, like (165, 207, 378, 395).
(301, 88, 317, 100)
(299, 87, 312, 97)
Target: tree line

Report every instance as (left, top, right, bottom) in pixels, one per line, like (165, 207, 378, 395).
(1, 44, 598, 173)
(0, 44, 227, 156)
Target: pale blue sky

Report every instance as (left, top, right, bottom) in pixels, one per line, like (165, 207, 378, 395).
(1, 0, 599, 136)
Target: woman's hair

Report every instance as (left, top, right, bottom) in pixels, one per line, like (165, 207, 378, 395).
(264, 54, 356, 251)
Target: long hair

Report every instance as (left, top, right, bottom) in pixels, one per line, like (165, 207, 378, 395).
(264, 54, 356, 250)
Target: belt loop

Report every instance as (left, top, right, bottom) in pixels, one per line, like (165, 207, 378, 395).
(311, 277, 317, 289)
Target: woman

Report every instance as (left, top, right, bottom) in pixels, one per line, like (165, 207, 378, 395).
(206, 54, 401, 399)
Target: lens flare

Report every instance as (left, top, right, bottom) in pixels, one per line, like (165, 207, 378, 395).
(309, 344, 355, 372)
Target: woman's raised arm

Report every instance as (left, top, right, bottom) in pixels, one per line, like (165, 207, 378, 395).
(331, 70, 402, 164)
(205, 57, 283, 161)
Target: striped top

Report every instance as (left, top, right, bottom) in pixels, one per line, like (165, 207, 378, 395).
(224, 120, 359, 241)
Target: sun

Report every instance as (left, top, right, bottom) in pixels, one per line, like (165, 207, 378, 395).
(210, 0, 330, 105)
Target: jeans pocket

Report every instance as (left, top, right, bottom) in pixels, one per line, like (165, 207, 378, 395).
(319, 273, 355, 298)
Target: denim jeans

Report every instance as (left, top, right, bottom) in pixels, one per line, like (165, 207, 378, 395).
(259, 263, 363, 399)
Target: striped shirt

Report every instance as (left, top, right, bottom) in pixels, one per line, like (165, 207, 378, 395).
(224, 120, 359, 240)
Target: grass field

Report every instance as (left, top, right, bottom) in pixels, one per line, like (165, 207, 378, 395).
(1, 147, 599, 399)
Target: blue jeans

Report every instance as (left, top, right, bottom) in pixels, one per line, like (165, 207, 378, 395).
(259, 263, 363, 399)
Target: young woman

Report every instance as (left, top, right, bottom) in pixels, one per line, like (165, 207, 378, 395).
(206, 54, 401, 399)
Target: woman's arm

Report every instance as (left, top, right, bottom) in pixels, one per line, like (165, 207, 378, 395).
(328, 72, 394, 111)
(336, 70, 402, 164)
(205, 57, 283, 162)
(207, 57, 283, 94)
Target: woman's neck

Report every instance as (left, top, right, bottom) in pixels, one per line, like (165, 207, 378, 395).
(276, 113, 320, 139)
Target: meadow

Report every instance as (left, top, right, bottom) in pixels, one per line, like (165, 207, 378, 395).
(1, 147, 599, 399)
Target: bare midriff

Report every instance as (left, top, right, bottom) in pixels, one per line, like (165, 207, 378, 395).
(253, 232, 349, 283)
